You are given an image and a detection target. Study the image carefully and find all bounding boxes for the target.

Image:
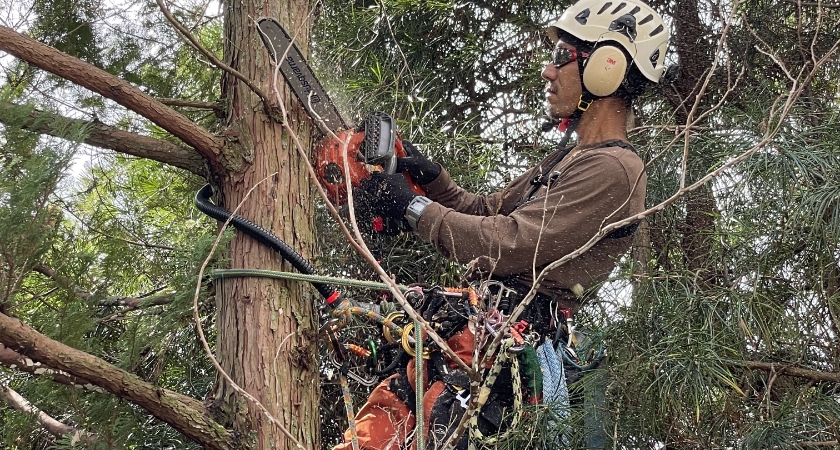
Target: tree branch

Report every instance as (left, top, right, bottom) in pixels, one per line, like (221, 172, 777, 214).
(738, 360, 840, 383)
(154, 0, 271, 106)
(781, 0, 840, 7)
(0, 343, 102, 390)
(31, 262, 176, 316)
(1, 384, 95, 444)
(0, 26, 225, 173)
(157, 98, 224, 111)
(0, 313, 236, 450)
(0, 101, 207, 176)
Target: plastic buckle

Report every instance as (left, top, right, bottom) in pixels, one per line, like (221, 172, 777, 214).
(577, 96, 592, 112)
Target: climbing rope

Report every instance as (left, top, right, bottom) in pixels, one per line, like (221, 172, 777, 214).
(339, 369, 360, 450)
(466, 337, 524, 450)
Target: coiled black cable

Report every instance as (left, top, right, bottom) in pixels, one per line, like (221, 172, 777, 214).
(194, 184, 340, 304)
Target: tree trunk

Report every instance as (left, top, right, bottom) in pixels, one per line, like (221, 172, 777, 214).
(214, 1, 321, 448)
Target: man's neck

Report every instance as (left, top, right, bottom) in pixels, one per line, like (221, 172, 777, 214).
(574, 97, 629, 146)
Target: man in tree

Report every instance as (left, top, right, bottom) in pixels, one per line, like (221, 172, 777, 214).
(338, 0, 670, 448)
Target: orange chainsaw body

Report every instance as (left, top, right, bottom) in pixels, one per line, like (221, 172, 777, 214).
(314, 131, 424, 205)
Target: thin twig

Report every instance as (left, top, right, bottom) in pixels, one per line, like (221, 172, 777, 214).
(155, 0, 271, 105)
(679, 0, 741, 190)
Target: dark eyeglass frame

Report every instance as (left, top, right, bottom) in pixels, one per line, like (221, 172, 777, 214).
(551, 45, 589, 68)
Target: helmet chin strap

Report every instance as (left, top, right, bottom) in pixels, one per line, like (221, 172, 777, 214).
(557, 90, 595, 148)
(555, 49, 599, 148)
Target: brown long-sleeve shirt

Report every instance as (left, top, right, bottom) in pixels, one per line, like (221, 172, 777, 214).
(415, 141, 647, 297)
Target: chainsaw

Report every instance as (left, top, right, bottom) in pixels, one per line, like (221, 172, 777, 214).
(256, 17, 424, 211)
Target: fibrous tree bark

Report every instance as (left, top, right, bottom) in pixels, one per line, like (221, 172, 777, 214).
(211, 1, 321, 448)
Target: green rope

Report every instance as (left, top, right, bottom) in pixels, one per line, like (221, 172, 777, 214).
(414, 318, 425, 450)
(209, 268, 411, 292)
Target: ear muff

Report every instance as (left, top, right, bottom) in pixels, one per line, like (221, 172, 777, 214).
(581, 46, 628, 97)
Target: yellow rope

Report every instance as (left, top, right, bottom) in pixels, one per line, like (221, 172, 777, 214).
(339, 372, 360, 450)
(467, 338, 524, 450)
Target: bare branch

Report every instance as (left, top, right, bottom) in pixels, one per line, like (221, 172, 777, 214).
(0, 26, 225, 172)
(154, 0, 271, 107)
(1, 384, 95, 444)
(737, 360, 840, 383)
(679, 0, 741, 189)
(781, 0, 840, 7)
(0, 343, 101, 390)
(32, 262, 170, 306)
(0, 101, 207, 176)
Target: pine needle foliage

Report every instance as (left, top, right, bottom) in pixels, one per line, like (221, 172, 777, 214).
(311, 0, 840, 449)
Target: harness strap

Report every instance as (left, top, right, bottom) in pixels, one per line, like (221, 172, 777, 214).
(517, 139, 641, 239)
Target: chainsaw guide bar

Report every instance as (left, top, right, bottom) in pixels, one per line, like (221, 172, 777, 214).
(257, 17, 349, 136)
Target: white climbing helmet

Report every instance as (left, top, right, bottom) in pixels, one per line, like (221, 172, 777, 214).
(547, 0, 669, 84)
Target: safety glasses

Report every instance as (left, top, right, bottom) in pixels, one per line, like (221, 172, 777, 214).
(551, 45, 587, 68)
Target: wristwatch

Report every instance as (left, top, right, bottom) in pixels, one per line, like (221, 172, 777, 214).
(405, 196, 433, 231)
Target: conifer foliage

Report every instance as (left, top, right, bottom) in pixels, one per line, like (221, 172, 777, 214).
(1, 0, 839, 449)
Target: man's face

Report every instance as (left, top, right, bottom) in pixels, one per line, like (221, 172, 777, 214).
(541, 41, 583, 120)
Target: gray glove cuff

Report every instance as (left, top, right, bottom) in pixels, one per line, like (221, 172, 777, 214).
(405, 196, 433, 231)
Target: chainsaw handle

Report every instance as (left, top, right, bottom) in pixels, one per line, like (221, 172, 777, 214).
(393, 138, 426, 196)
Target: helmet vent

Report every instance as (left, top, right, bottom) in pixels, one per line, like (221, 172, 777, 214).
(649, 23, 664, 36)
(629, 6, 641, 15)
(597, 3, 612, 14)
(609, 14, 638, 41)
(611, 2, 627, 14)
(575, 8, 590, 24)
(650, 49, 660, 67)
(638, 14, 654, 25)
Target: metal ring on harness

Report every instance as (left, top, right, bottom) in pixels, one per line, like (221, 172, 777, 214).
(401, 322, 430, 359)
(382, 311, 405, 343)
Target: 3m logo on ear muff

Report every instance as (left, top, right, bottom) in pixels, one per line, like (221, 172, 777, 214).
(581, 45, 628, 97)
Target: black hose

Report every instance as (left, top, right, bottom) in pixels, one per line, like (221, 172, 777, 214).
(194, 184, 340, 304)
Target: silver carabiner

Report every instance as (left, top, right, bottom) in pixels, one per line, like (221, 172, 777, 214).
(480, 280, 516, 310)
(327, 353, 379, 387)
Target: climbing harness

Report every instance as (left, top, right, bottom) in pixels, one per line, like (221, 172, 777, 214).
(195, 185, 603, 449)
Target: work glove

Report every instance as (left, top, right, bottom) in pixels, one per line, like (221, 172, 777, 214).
(397, 140, 441, 185)
(358, 172, 418, 219)
(353, 172, 418, 235)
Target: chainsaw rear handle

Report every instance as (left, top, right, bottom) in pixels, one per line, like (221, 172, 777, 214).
(194, 184, 342, 305)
